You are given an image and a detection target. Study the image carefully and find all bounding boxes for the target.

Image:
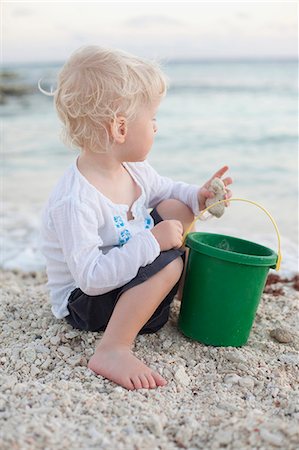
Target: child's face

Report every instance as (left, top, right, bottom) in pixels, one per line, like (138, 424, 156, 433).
(121, 100, 160, 162)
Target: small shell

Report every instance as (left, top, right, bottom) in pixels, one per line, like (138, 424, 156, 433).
(270, 328, 293, 344)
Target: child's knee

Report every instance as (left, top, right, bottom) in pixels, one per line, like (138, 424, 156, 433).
(156, 199, 194, 228)
(161, 257, 184, 286)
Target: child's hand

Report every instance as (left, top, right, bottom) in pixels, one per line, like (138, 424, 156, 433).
(198, 166, 233, 211)
(151, 220, 184, 251)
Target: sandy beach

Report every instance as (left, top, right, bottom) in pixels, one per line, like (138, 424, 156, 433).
(0, 270, 298, 449)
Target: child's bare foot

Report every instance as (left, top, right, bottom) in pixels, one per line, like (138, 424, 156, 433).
(87, 345, 167, 390)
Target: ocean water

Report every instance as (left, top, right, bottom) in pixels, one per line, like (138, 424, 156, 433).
(1, 60, 298, 275)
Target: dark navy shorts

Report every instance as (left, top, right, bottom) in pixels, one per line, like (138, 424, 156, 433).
(65, 208, 185, 334)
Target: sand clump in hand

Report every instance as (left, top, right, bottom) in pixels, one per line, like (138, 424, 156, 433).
(0, 269, 299, 449)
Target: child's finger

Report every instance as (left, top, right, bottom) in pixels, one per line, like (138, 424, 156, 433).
(173, 220, 184, 234)
(175, 238, 184, 249)
(210, 165, 229, 180)
(224, 190, 232, 206)
(201, 187, 214, 199)
(222, 176, 233, 187)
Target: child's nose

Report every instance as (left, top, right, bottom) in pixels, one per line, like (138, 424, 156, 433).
(153, 122, 158, 133)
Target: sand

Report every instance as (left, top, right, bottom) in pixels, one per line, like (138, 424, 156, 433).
(0, 269, 298, 450)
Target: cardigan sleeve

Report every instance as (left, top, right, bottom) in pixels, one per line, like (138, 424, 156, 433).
(138, 161, 201, 216)
(50, 199, 160, 296)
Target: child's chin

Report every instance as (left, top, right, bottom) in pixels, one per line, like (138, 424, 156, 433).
(128, 156, 147, 162)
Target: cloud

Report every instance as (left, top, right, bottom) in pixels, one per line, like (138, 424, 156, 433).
(2, 2, 297, 63)
(267, 21, 297, 35)
(11, 7, 34, 17)
(235, 12, 250, 20)
(124, 14, 184, 29)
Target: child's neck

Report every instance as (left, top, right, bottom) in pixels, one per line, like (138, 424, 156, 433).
(77, 149, 141, 212)
(78, 149, 123, 179)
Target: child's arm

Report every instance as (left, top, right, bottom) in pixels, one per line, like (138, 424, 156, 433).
(137, 161, 201, 215)
(51, 200, 160, 295)
(138, 161, 232, 215)
(50, 200, 161, 296)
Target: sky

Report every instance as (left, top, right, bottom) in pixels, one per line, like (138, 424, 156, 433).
(2, 1, 298, 64)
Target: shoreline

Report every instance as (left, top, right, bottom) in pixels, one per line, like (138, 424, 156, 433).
(1, 269, 298, 449)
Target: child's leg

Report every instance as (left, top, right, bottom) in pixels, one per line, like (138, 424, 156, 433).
(155, 199, 196, 300)
(155, 198, 195, 232)
(88, 257, 183, 390)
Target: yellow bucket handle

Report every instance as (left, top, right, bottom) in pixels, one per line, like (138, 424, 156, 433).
(182, 198, 282, 271)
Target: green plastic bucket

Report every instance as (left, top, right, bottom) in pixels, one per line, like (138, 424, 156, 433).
(178, 232, 278, 347)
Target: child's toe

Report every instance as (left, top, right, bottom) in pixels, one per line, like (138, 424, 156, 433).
(145, 373, 157, 389)
(130, 375, 142, 390)
(139, 374, 150, 389)
(124, 378, 135, 390)
(152, 371, 167, 386)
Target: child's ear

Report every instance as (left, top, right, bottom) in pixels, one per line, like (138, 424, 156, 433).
(110, 116, 127, 143)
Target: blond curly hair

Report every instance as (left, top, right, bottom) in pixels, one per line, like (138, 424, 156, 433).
(54, 46, 167, 153)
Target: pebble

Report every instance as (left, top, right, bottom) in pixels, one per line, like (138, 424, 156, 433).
(260, 428, 284, 446)
(35, 344, 50, 354)
(67, 355, 85, 367)
(40, 357, 52, 369)
(238, 376, 255, 390)
(65, 331, 80, 339)
(1, 375, 18, 390)
(22, 347, 37, 363)
(146, 415, 163, 436)
(174, 366, 190, 386)
(10, 320, 20, 330)
(11, 349, 20, 362)
(237, 363, 249, 372)
(21, 365, 30, 375)
(217, 402, 240, 413)
(162, 339, 172, 349)
(0, 399, 6, 411)
(50, 336, 61, 345)
(10, 286, 21, 295)
(223, 373, 240, 384)
(225, 351, 247, 364)
(114, 386, 124, 393)
(57, 346, 72, 357)
(278, 353, 299, 365)
(14, 360, 25, 370)
(175, 426, 193, 447)
(215, 429, 233, 445)
(270, 328, 293, 343)
(84, 348, 94, 357)
(30, 365, 40, 377)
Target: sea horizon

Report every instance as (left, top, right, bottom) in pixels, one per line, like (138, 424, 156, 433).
(2, 56, 298, 69)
